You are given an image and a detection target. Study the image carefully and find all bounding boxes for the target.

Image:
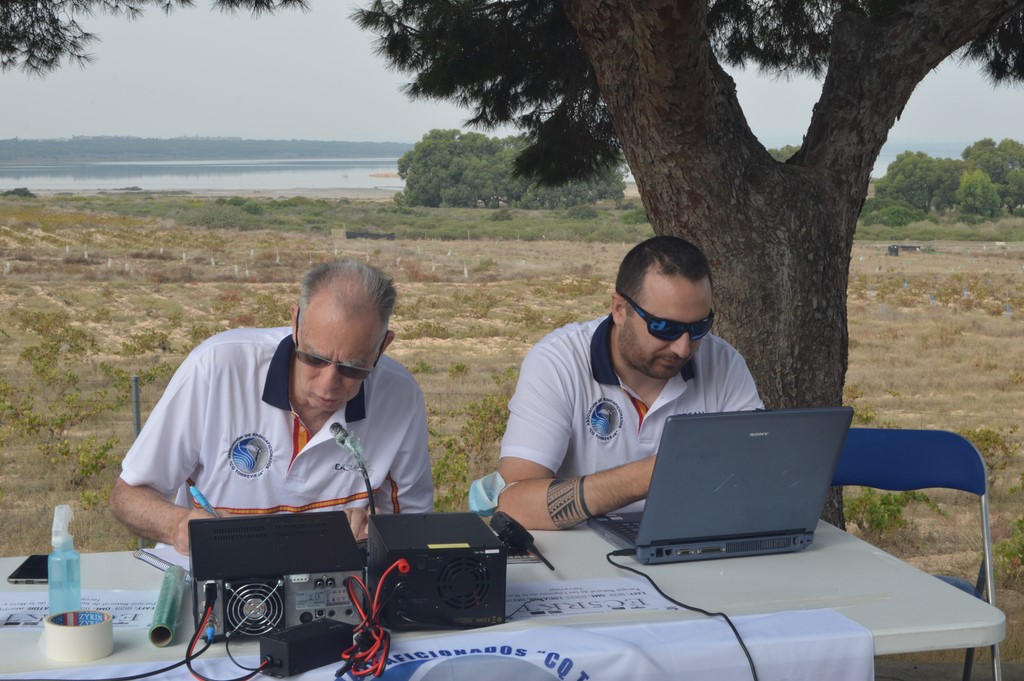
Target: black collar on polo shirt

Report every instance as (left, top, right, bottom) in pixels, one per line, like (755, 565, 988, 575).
(262, 333, 367, 422)
(589, 314, 695, 386)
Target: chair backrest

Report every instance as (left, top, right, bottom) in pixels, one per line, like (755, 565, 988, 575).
(833, 428, 987, 496)
(834, 427, 1001, 681)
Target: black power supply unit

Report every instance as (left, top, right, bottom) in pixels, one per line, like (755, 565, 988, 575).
(259, 619, 355, 677)
(368, 512, 507, 629)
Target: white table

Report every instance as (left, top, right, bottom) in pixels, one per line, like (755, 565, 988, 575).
(0, 521, 1005, 675)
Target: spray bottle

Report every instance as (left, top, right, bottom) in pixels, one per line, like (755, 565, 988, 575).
(48, 504, 81, 615)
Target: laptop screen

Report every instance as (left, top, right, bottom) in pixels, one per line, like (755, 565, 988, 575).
(590, 407, 853, 563)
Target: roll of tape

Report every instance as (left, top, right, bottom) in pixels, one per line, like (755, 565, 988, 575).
(43, 610, 114, 662)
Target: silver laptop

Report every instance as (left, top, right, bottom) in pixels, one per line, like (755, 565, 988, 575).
(588, 407, 854, 564)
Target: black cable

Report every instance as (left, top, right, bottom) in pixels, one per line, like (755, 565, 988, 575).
(358, 465, 377, 517)
(7, 642, 212, 681)
(605, 550, 759, 681)
(336, 560, 410, 677)
(185, 611, 267, 681)
(186, 665, 267, 681)
(393, 612, 492, 630)
(17, 583, 272, 681)
(224, 632, 265, 672)
(184, 581, 272, 679)
(12, 602, 216, 681)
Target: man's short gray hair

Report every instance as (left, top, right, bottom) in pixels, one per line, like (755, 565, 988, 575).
(299, 259, 396, 330)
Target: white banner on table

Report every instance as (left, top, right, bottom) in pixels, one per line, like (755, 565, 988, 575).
(0, 608, 873, 681)
(378, 609, 872, 681)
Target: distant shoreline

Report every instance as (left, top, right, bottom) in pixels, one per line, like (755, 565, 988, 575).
(30, 181, 642, 201)
(31, 186, 404, 201)
(0, 138, 413, 164)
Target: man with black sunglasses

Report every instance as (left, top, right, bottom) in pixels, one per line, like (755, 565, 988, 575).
(479, 236, 763, 530)
(110, 259, 433, 554)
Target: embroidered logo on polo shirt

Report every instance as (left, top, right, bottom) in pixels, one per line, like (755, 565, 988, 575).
(228, 433, 274, 479)
(586, 398, 623, 441)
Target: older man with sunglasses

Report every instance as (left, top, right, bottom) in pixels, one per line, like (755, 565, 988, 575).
(110, 260, 433, 554)
(486, 236, 763, 530)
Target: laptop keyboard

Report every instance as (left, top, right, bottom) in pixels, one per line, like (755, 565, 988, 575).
(617, 520, 641, 541)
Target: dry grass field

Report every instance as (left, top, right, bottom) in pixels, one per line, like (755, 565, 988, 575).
(1, 197, 1022, 663)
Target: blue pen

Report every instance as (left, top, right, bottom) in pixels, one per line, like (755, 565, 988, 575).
(189, 485, 220, 518)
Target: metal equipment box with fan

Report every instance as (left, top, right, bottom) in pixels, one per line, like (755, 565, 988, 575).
(188, 511, 364, 639)
(367, 512, 506, 629)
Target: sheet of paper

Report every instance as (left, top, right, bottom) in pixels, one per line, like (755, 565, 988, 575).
(0, 590, 159, 630)
(505, 577, 680, 621)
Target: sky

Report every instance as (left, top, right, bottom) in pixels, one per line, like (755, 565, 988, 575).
(2, 2, 1023, 162)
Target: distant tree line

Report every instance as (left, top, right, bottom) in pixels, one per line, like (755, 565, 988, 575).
(397, 130, 626, 210)
(861, 138, 1024, 226)
(0, 138, 412, 164)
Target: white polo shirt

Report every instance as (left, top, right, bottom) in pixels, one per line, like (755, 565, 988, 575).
(501, 316, 763, 506)
(119, 327, 433, 516)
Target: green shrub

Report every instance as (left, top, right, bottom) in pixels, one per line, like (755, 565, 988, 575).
(566, 204, 599, 220)
(0, 311, 121, 489)
(431, 368, 516, 512)
(405, 321, 451, 339)
(845, 488, 936, 536)
(409, 359, 433, 374)
(120, 330, 171, 356)
(620, 208, 650, 224)
(859, 198, 927, 227)
(995, 517, 1024, 589)
(957, 426, 1019, 481)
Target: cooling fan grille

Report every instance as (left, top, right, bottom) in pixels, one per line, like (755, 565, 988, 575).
(437, 557, 491, 609)
(224, 579, 285, 636)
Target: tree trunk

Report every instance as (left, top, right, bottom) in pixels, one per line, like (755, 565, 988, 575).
(562, 0, 1024, 526)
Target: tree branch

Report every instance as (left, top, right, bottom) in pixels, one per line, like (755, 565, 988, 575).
(800, 0, 1024, 184)
(0, 0, 308, 74)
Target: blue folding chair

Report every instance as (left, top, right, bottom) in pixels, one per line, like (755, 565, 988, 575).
(832, 427, 1002, 681)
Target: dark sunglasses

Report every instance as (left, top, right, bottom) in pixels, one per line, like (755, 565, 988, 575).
(295, 348, 377, 380)
(617, 291, 715, 341)
(294, 308, 386, 380)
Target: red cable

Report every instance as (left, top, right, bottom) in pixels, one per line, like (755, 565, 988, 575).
(339, 559, 409, 677)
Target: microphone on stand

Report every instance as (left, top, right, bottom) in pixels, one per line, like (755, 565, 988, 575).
(330, 422, 376, 517)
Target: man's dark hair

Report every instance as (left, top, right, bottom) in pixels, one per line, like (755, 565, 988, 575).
(615, 235, 713, 300)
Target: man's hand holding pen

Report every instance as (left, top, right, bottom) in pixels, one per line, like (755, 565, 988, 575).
(166, 484, 221, 556)
(170, 507, 217, 556)
(189, 485, 219, 518)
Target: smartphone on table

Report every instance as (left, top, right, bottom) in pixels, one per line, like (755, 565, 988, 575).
(6, 554, 49, 584)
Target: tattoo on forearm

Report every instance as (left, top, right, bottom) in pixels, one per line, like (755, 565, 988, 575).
(547, 476, 591, 529)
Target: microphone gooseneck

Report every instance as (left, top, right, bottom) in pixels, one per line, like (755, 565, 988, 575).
(331, 422, 376, 516)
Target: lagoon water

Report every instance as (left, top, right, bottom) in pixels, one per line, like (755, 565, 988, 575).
(0, 139, 974, 193)
(0, 158, 404, 193)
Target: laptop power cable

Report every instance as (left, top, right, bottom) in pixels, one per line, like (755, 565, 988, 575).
(605, 550, 759, 681)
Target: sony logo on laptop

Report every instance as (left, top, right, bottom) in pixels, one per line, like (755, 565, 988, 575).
(749, 431, 770, 437)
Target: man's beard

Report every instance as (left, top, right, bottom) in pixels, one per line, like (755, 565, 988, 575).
(618, 320, 688, 381)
